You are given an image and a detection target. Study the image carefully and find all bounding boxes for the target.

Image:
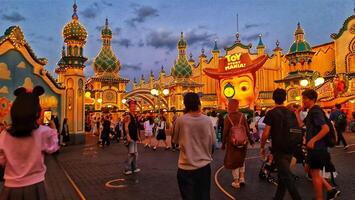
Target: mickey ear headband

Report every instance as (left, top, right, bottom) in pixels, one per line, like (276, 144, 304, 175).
(14, 86, 45, 97)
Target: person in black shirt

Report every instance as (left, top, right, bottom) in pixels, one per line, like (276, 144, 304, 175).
(261, 88, 301, 200)
(295, 89, 340, 200)
(101, 116, 111, 147)
(124, 99, 141, 175)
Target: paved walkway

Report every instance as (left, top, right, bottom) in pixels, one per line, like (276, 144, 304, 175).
(2, 132, 354, 200)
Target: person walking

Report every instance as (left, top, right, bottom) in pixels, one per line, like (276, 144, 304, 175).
(260, 88, 302, 200)
(61, 118, 70, 146)
(154, 115, 169, 150)
(124, 100, 141, 175)
(143, 117, 154, 148)
(171, 111, 180, 151)
(0, 86, 59, 199)
(216, 113, 224, 148)
(101, 116, 111, 147)
(173, 92, 216, 200)
(330, 104, 349, 150)
(114, 117, 122, 143)
(222, 99, 254, 189)
(295, 89, 340, 200)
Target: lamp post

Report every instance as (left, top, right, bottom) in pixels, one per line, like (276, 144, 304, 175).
(150, 87, 169, 113)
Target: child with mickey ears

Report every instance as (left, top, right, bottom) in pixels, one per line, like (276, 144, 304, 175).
(0, 86, 60, 199)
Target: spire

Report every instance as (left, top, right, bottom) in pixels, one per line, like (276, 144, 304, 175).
(294, 22, 305, 41)
(188, 53, 195, 62)
(160, 65, 165, 73)
(235, 32, 241, 43)
(72, 0, 78, 20)
(133, 77, 137, 83)
(105, 18, 108, 26)
(141, 74, 144, 80)
(150, 70, 154, 77)
(213, 40, 219, 51)
(199, 48, 207, 59)
(273, 40, 282, 51)
(257, 34, 265, 49)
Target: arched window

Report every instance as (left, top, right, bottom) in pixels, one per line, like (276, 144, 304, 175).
(74, 46, 79, 56)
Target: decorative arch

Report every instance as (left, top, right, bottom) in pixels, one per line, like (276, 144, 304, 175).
(123, 88, 168, 107)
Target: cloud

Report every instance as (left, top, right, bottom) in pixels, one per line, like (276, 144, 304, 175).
(242, 32, 269, 42)
(145, 29, 177, 50)
(126, 5, 159, 27)
(80, 2, 100, 19)
(2, 12, 25, 22)
(0, 63, 11, 80)
(185, 29, 216, 47)
(111, 38, 133, 48)
(154, 61, 160, 65)
(244, 23, 261, 29)
(137, 39, 144, 47)
(101, 0, 113, 7)
(121, 63, 142, 71)
(0, 86, 9, 94)
(113, 27, 121, 35)
(145, 28, 216, 50)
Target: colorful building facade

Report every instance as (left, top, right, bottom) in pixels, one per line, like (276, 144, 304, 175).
(0, 26, 64, 125)
(131, 14, 355, 114)
(85, 19, 129, 115)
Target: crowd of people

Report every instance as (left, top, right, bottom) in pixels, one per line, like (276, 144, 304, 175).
(0, 85, 352, 200)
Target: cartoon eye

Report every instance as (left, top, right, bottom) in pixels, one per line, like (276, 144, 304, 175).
(239, 82, 249, 92)
(223, 83, 235, 98)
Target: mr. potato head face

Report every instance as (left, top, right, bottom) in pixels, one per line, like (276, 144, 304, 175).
(220, 73, 255, 108)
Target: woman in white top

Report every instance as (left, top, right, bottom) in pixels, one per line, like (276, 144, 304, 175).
(153, 115, 170, 150)
(144, 117, 154, 148)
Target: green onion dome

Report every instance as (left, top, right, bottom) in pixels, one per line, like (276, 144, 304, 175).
(62, 3, 87, 42)
(172, 56, 192, 78)
(93, 19, 120, 76)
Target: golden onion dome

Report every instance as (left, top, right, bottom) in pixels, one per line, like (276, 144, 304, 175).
(62, 3, 87, 42)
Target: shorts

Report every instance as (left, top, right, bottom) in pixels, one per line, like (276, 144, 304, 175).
(128, 141, 138, 154)
(306, 150, 330, 170)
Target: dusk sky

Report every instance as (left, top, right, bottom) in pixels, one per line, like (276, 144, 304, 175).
(0, 0, 354, 90)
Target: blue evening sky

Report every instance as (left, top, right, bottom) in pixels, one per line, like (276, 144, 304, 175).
(0, 0, 354, 90)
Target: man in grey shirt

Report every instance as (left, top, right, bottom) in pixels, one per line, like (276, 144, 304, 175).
(173, 92, 216, 200)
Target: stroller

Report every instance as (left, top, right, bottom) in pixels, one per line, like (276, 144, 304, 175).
(259, 148, 278, 185)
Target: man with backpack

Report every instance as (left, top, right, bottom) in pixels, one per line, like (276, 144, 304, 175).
(295, 89, 340, 200)
(260, 88, 301, 200)
(330, 104, 349, 150)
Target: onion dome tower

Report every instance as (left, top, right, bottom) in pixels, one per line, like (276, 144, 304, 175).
(285, 23, 315, 67)
(55, 1, 88, 137)
(93, 18, 121, 78)
(56, 2, 88, 75)
(171, 32, 193, 79)
(86, 18, 129, 112)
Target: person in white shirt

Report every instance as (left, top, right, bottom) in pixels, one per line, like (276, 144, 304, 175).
(143, 117, 154, 148)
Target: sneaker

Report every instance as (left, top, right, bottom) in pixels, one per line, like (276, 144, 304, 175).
(327, 188, 341, 200)
(134, 168, 141, 173)
(153, 146, 157, 150)
(231, 181, 240, 189)
(124, 170, 133, 175)
(144, 144, 148, 148)
(344, 145, 349, 150)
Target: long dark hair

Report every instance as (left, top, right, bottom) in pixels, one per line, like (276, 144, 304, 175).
(9, 86, 44, 137)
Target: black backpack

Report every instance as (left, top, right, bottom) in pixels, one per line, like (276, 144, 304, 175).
(321, 111, 337, 148)
(278, 109, 304, 154)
